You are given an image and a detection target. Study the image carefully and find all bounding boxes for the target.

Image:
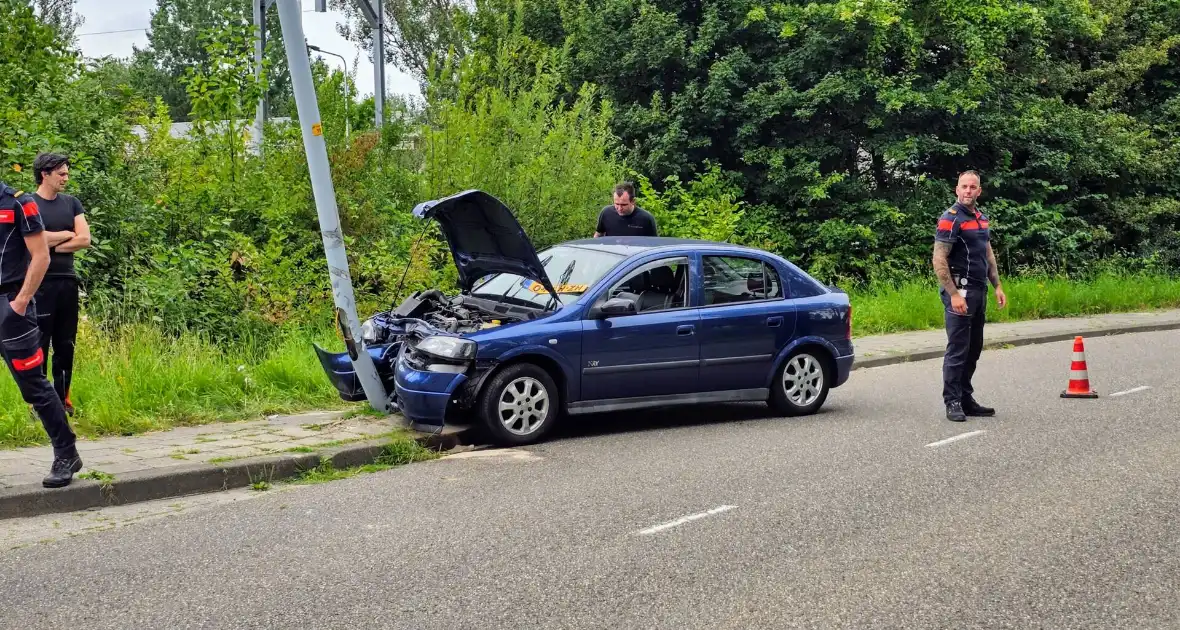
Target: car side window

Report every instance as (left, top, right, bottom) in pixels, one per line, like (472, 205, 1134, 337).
(703, 256, 783, 306)
(605, 257, 690, 314)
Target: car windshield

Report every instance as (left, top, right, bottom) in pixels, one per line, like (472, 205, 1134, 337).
(471, 245, 625, 308)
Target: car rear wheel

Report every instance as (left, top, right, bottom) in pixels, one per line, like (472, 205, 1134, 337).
(769, 350, 830, 416)
(478, 363, 559, 446)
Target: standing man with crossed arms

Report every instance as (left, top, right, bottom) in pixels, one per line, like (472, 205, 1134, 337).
(32, 153, 90, 416)
(932, 171, 1007, 423)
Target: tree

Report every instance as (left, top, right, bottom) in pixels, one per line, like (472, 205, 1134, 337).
(476, 0, 1180, 281)
(330, 0, 476, 84)
(183, 20, 268, 182)
(131, 0, 292, 122)
(34, 0, 83, 45)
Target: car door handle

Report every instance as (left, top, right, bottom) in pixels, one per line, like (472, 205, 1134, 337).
(677, 325, 695, 336)
(766, 316, 783, 328)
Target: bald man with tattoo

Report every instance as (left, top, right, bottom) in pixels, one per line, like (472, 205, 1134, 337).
(932, 171, 1007, 422)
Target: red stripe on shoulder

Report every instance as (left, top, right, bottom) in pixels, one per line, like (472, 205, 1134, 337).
(21, 201, 38, 217)
(937, 219, 954, 231)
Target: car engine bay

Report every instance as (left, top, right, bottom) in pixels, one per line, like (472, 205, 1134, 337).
(364, 288, 544, 344)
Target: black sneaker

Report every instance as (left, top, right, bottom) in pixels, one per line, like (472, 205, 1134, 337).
(946, 401, 967, 422)
(42, 455, 83, 489)
(962, 397, 995, 417)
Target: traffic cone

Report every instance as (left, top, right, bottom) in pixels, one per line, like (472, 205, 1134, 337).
(1061, 336, 1098, 398)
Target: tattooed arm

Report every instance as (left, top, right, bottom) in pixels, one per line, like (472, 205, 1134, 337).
(986, 242, 1007, 307)
(932, 241, 959, 295)
(985, 242, 1001, 288)
(933, 240, 967, 314)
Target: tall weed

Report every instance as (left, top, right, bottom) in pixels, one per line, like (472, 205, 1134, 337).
(0, 320, 345, 448)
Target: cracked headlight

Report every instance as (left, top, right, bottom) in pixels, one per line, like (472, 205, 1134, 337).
(360, 318, 378, 343)
(416, 336, 477, 361)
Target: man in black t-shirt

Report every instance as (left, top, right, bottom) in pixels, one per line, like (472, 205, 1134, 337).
(0, 180, 80, 488)
(32, 153, 90, 416)
(594, 182, 658, 238)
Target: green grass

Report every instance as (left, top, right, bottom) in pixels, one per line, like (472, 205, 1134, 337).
(850, 273, 1180, 336)
(78, 470, 115, 488)
(290, 439, 440, 485)
(0, 321, 355, 448)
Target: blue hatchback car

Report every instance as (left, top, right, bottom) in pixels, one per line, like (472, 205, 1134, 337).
(315, 190, 854, 446)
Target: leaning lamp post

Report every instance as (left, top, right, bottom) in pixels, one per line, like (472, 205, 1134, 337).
(276, 0, 391, 413)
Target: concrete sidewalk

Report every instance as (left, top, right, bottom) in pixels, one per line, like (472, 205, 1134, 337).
(0, 411, 466, 520)
(851, 309, 1180, 369)
(2, 308, 1180, 520)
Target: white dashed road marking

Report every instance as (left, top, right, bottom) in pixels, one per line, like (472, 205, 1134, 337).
(636, 505, 737, 536)
(1109, 385, 1151, 397)
(925, 430, 986, 448)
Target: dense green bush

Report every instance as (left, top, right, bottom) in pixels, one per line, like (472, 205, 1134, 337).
(6, 0, 1180, 347)
(1, 1, 652, 342)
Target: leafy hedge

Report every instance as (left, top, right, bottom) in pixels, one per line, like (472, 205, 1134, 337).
(3, 0, 1179, 345)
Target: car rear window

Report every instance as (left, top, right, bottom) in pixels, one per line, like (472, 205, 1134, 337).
(703, 256, 783, 305)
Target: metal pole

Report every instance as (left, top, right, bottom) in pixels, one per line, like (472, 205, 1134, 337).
(275, 0, 391, 413)
(373, 0, 384, 128)
(253, 0, 265, 150)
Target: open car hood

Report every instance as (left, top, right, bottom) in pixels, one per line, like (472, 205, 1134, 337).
(413, 190, 559, 304)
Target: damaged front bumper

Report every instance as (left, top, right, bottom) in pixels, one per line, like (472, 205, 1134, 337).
(314, 310, 499, 427)
(312, 342, 400, 404)
(393, 358, 469, 426)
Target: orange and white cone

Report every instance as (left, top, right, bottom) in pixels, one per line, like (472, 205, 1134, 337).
(1061, 336, 1098, 398)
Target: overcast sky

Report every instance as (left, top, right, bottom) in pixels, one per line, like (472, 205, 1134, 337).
(73, 0, 421, 99)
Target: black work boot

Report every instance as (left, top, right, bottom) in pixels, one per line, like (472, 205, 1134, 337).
(962, 397, 995, 417)
(43, 455, 83, 489)
(946, 401, 967, 422)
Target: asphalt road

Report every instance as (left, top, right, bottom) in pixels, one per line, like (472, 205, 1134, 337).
(2, 330, 1179, 629)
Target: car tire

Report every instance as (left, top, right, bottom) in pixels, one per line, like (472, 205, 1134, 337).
(477, 363, 559, 446)
(769, 349, 831, 416)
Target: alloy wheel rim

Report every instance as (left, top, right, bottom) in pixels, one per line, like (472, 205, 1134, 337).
(497, 377, 550, 435)
(783, 354, 823, 407)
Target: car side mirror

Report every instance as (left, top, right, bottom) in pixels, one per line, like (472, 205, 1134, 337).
(593, 296, 638, 319)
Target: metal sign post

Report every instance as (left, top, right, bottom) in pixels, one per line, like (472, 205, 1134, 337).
(275, 0, 391, 412)
(350, 0, 385, 128)
(253, 0, 275, 152)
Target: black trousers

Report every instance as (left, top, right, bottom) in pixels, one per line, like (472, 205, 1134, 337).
(34, 277, 79, 404)
(941, 287, 987, 406)
(0, 293, 76, 458)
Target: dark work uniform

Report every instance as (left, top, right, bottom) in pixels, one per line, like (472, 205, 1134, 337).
(32, 192, 83, 407)
(0, 183, 76, 459)
(934, 202, 992, 406)
(596, 206, 658, 237)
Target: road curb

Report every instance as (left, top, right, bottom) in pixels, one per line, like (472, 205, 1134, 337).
(0, 428, 467, 521)
(852, 319, 1180, 370)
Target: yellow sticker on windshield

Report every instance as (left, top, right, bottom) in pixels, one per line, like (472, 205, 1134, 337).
(528, 282, 587, 294)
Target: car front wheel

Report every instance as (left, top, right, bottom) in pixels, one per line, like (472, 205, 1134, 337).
(769, 350, 830, 416)
(477, 363, 559, 446)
